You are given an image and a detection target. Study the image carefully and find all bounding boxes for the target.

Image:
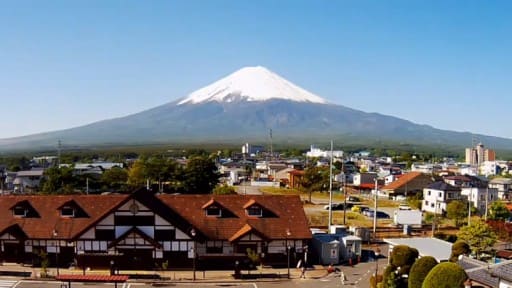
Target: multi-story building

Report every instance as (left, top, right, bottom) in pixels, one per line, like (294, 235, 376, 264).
(460, 187, 498, 215)
(465, 143, 495, 167)
(489, 177, 512, 200)
(422, 182, 462, 214)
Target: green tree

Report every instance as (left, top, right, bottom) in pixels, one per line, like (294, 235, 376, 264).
(457, 220, 497, 259)
(446, 200, 468, 227)
(127, 159, 147, 187)
(213, 184, 237, 195)
(449, 240, 471, 262)
(183, 156, 220, 194)
(382, 265, 397, 288)
(300, 166, 325, 203)
(41, 166, 76, 194)
(421, 262, 467, 288)
(382, 245, 419, 288)
(406, 194, 423, 210)
(488, 201, 511, 220)
(408, 256, 438, 288)
(101, 167, 128, 191)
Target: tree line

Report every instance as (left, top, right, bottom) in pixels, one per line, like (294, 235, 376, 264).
(39, 155, 220, 195)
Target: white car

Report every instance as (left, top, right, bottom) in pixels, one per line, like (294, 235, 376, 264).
(398, 204, 412, 210)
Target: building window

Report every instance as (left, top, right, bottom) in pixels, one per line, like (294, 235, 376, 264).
(246, 206, 262, 217)
(427, 191, 431, 196)
(155, 229, 176, 241)
(425, 201, 429, 206)
(438, 192, 442, 197)
(95, 229, 115, 240)
(430, 203, 435, 208)
(206, 241, 223, 254)
(61, 206, 75, 217)
(206, 206, 222, 217)
(115, 215, 154, 226)
(13, 206, 27, 217)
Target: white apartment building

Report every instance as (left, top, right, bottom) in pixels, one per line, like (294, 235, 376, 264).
(306, 145, 344, 158)
(488, 177, 512, 200)
(460, 187, 498, 215)
(422, 182, 462, 214)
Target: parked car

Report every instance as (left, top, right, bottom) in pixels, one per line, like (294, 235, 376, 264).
(398, 204, 412, 210)
(365, 210, 390, 219)
(323, 203, 344, 210)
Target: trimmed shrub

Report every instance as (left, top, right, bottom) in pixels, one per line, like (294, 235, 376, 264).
(390, 245, 419, 275)
(370, 274, 384, 288)
(408, 256, 438, 288)
(422, 262, 467, 288)
(449, 240, 471, 262)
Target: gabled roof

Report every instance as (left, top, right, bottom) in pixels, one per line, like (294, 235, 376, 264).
(382, 172, 425, 191)
(0, 194, 127, 239)
(0, 191, 311, 242)
(158, 194, 311, 241)
(228, 223, 267, 242)
(108, 226, 162, 249)
(427, 181, 460, 192)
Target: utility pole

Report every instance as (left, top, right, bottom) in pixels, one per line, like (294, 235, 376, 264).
(328, 140, 333, 233)
(373, 177, 378, 235)
(484, 187, 489, 221)
(468, 191, 472, 226)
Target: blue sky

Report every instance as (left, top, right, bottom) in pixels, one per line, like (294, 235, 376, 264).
(1, 1, 511, 140)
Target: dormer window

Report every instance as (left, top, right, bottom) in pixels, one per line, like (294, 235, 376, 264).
(61, 206, 75, 217)
(13, 206, 27, 217)
(206, 205, 222, 217)
(246, 205, 263, 217)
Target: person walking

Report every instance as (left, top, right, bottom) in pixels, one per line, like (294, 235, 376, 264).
(300, 265, 306, 279)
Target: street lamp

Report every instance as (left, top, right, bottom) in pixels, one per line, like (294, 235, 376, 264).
(190, 228, 197, 281)
(285, 229, 291, 279)
(53, 230, 59, 276)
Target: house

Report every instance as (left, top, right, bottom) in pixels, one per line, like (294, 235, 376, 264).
(458, 256, 512, 288)
(381, 172, 434, 199)
(422, 181, 461, 214)
(460, 186, 498, 215)
(13, 169, 45, 193)
(489, 177, 512, 200)
(0, 189, 311, 270)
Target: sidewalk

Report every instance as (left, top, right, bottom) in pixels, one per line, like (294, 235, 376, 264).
(0, 262, 330, 283)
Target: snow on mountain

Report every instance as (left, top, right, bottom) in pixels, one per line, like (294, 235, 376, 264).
(177, 66, 328, 105)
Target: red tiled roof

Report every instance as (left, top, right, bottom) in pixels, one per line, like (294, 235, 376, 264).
(158, 194, 311, 241)
(0, 195, 128, 239)
(382, 172, 424, 190)
(0, 193, 311, 242)
(358, 183, 377, 189)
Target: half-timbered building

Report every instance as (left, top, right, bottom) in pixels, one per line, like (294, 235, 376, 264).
(0, 189, 311, 270)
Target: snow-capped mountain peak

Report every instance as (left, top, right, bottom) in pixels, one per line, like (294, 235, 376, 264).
(177, 66, 328, 105)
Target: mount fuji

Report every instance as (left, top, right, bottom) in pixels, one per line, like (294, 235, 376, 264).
(1, 66, 512, 151)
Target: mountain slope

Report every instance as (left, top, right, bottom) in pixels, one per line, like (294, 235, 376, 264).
(1, 66, 511, 151)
